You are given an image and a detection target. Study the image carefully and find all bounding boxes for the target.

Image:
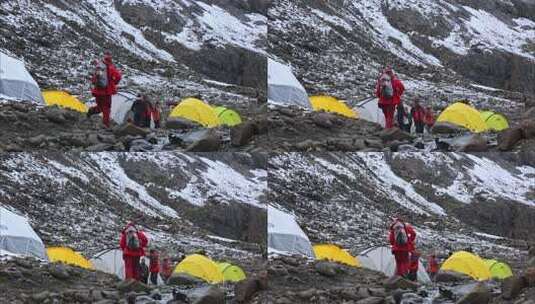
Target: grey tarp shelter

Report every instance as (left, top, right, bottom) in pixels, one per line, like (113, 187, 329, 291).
(0, 51, 44, 103)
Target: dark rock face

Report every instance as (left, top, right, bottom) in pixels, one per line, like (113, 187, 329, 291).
(449, 50, 535, 95)
(186, 201, 267, 244)
(452, 199, 535, 242)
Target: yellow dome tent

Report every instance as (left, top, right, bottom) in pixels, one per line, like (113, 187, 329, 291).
(484, 259, 513, 279)
(42, 91, 88, 113)
(313, 244, 360, 267)
(46, 247, 94, 269)
(217, 262, 246, 282)
(480, 111, 509, 131)
(309, 96, 357, 119)
(440, 251, 491, 281)
(436, 102, 488, 133)
(169, 98, 221, 128)
(173, 254, 224, 284)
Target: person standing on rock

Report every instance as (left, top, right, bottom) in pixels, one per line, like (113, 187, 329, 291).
(424, 106, 435, 133)
(376, 67, 405, 129)
(131, 94, 152, 128)
(396, 101, 411, 132)
(151, 101, 162, 129)
(161, 257, 173, 282)
(149, 249, 160, 285)
(389, 217, 416, 278)
(120, 222, 149, 281)
(408, 250, 420, 281)
(410, 99, 426, 134)
(139, 258, 149, 284)
(88, 52, 122, 128)
(427, 253, 439, 281)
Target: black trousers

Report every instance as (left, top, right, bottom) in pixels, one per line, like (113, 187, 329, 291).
(407, 271, 418, 282)
(150, 272, 158, 285)
(415, 121, 425, 134)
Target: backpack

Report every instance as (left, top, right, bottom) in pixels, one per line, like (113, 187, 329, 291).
(380, 74, 394, 99)
(95, 67, 108, 89)
(394, 224, 408, 246)
(126, 231, 140, 250)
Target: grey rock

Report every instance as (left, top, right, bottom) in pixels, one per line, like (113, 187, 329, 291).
(167, 273, 204, 286)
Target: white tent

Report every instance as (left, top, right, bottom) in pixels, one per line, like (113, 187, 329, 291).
(268, 205, 314, 258)
(358, 246, 431, 284)
(110, 91, 137, 125)
(267, 58, 311, 109)
(90, 249, 164, 284)
(0, 52, 43, 103)
(354, 97, 385, 127)
(0, 206, 47, 260)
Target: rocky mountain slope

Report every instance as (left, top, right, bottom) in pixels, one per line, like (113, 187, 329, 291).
(269, 0, 535, 120)
(0, 152, 267, 257)
(0, 152, 268, 303)
(0, 0, 267, 105)
(269, 152, 535, 261)
(268, 152, 535, 303)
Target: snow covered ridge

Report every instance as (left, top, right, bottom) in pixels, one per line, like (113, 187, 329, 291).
(270, 153, 535, 216)
(1, 1, 266, 59)
(0, 153, 267, 219)
(351, 0, 535, 65)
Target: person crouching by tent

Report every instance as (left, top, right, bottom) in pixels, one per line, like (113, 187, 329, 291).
(131, 94, 152, 128)
(376, 67, 405, 129)
(411, 99, 426, 134)
(389, 217, 416, 278)
(88, 52, 122, 128)
(152, 101, 162, 129)
(427, 253, 439, 281)
(396, 101, 412, 132)
(149, 249, 160, 285)
(408, 250, 420, 281)
(120, 222, 148, 281)
(424, 106, 435, 133)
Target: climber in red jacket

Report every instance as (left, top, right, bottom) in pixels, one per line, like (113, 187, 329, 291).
(389, 217, 416, 277)
(88, 52, 122, 128)
(119, 222, 148, 281)
(427, 253, 439, 281)
(376, 67, 405, 129)
(408, 250, 421, 281)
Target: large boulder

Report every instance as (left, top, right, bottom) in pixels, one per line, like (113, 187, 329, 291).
(356, 297, 385, 304)
(314, 261, 342, 277)
(185, 129, 221, 152)
(451, 134, 488, 152)
(113, 123, 150, 137)
(235, 277, 264, 303)
(116, 279, 151, 293)
(165, 117, 201, 130)
(312, 112, 337, 129)
(432, 122, 467, 134)
(434, 270, 472, 283)
(231, 121, 257, 147)
(498, 127, 523, 151)
(456, 282, 491, 304)
(379, 127, 413, 142)
(383, 276, 418, 291)
(191, 286, 225, 304)
(520, 121, 535, 139)
(502, 276, 526, 300)
(524, 268, 535, 287)
(167, 273, 204, 286)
